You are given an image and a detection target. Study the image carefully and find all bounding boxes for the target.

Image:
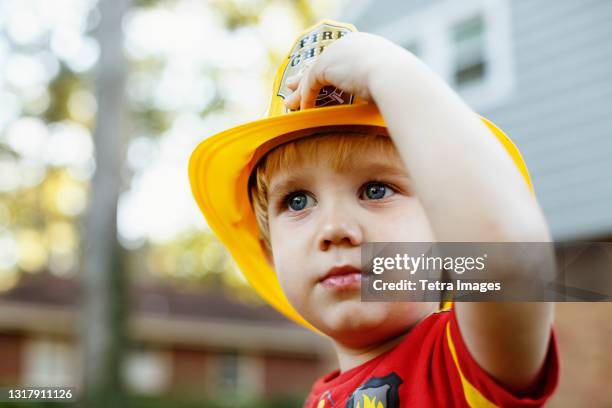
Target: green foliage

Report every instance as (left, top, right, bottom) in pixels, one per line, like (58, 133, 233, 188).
(131, 394, 305, 408)
(0, 395, 304, 408)
(1, 403, 66, 408)
(133, 0, 160, 7)
(44, 67, 87, 124)
(213, 0, 264, 30)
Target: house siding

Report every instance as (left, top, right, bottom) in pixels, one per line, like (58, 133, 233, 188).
(0, 333, 22, 385)
(170, 348, 209, 393)
(263, 354, 324, 397)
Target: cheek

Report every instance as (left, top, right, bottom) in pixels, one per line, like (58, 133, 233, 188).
(371, 198, 435, 241)
(269, 220, 311, 306)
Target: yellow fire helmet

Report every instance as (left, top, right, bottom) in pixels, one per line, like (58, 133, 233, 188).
(188, 20, 533, 330)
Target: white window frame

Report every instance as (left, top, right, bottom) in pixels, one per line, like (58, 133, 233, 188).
(376, 0, 515, 111)
(23, 337, 77, 387)
(124, 346, 172, 395)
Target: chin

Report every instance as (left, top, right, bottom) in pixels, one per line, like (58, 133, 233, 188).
(314, 301, 437, 348)
(313, 302, 403, 346)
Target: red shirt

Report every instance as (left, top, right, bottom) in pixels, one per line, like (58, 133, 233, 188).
(304, 309, 558, 408)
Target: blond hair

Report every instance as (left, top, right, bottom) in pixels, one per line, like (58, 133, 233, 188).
(249, 126, 396, 251)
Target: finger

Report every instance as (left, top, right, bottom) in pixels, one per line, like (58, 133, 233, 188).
(286, 75, 300, 91)
(284, 90, 301, 111)
(300, 63, 329, 110)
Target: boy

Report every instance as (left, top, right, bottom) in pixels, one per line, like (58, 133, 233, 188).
(189, 21, 558, 407)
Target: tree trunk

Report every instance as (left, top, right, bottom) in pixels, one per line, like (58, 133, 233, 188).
(79, 0, 130, 406)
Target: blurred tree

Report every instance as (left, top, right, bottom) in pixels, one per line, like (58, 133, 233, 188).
(79, 0, 130, 406)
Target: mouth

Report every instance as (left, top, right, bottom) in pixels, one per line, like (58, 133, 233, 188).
(318, 265, 362, 289)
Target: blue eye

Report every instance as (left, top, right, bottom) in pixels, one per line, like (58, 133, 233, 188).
(286, 192, 315, 211)
(362, 182, 394, 200)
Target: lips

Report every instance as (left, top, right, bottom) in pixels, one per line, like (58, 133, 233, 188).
(319, 265, 362, 289)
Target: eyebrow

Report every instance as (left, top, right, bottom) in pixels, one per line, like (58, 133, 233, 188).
(348, 161, 409, 178)
(267, 162, 409, 200)
(268, 175, 308, 202)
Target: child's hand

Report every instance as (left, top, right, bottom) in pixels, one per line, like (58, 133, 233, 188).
(284, 32, 410, 111)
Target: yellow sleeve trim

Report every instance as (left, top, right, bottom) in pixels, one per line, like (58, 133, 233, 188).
(446, 322, 498, 408)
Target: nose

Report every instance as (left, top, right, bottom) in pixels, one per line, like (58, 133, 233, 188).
(316, 205, 364, 251)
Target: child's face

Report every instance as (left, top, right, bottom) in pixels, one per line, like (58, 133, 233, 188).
(266, 136, 437, 347)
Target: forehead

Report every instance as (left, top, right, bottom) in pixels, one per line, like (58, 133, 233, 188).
(263, 128, 403, 177)
(264, 131, 406, 183)
(298, 140, 403, 172)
